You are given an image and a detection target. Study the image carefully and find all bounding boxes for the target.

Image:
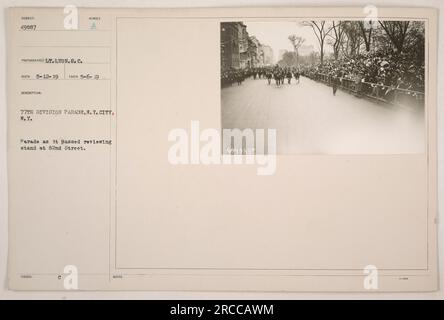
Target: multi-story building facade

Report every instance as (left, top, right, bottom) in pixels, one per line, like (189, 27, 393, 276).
(221, 22, 273, 71)
(261, 45, 274, 66)
(248, 36, 260, 68)
(221, 22, 240, 70)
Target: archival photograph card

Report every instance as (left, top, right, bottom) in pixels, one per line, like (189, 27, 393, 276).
(6, 6, 438, 291)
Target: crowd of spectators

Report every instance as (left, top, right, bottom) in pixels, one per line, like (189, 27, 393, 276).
(302, 50, 425, 94)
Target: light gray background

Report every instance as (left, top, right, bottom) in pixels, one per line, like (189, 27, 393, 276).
(0, 0, 442, 299)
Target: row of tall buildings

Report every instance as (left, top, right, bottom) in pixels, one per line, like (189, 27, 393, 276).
(221, 22, 274, 71)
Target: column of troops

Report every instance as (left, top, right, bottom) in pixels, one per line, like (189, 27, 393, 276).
(221, 66, 301, 87)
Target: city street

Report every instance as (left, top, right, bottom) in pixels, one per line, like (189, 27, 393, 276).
(221, 77, 425, 154)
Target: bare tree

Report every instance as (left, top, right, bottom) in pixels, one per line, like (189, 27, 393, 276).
(341, 21, 364, 57)
(358, 21, 373, 52)
(378, 21, 410, 54)
(327, 21, 345, 60)
(301, 21, 333, 64)
(288, 35, 305, 66)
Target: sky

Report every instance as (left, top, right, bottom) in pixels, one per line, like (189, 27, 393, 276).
(244, 21, 332, 61)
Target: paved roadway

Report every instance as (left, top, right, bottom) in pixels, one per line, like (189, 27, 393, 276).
(221, 77, 425, 154)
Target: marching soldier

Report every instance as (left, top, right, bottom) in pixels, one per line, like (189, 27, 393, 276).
(266, 71, 273, 85)
(286, 70, 292, 84)
(294, 70, 300, 84)
(332, 73, 341, 96)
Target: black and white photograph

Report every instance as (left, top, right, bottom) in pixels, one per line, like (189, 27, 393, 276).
(1, 2, 442, 300)
(221, 20, 426, 154)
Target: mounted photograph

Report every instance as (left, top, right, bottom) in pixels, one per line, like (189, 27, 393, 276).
(220, 20, 426, 154)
